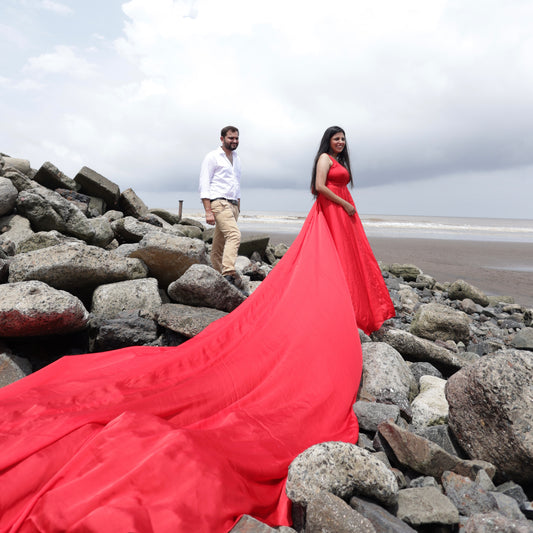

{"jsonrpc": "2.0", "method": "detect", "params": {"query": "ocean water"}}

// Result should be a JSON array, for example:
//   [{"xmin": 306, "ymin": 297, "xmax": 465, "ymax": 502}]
[{"xmin": 181, "ymin": 210, "xmax": 533, "ymax": 244}]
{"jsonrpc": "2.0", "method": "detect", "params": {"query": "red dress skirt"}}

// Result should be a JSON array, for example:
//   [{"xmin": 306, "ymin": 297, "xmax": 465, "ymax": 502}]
[{"xmin": 0, "ymin": 165, "xmax": 393, "ymax": 532}]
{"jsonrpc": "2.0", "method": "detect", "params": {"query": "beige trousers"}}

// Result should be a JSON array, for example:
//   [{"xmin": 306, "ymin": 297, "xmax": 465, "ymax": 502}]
[{"xmin": 210, "ymin": 199, "xmax": 241, "ymax": 276}]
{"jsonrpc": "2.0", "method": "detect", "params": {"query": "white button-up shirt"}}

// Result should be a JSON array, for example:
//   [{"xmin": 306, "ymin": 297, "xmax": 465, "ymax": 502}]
[{"xmin": 198, "ymin": 147, "xmax": 241, "ymax": 201}]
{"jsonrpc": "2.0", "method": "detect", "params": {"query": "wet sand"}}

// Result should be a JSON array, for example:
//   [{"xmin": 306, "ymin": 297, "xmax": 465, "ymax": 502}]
[{"xmin": 258, "ymin": 232, "xmax": 533, "ymax": 308}]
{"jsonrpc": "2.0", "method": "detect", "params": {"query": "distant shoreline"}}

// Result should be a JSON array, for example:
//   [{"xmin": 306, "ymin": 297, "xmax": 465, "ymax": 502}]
[{"xmin": 244, "ymin": 230, "xmax": 533, "ymax": 308}]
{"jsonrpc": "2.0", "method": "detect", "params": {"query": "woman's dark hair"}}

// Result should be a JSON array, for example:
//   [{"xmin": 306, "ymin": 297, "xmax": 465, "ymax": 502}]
[{"xmin": 310, "ymin": 126, "xmax": 353, "ymax": 195}]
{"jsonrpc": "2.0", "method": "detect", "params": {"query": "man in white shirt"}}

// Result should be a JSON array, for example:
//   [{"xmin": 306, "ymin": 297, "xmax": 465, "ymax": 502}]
[{"xmin": 199, "ymin": 126, "xmax": 243, "ymax": 288}]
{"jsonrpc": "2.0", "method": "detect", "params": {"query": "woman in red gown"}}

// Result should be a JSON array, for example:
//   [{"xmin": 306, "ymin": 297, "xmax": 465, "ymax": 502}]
[{"xmin": 0, "ymin": 127, "xmax": 394, "ymax": 533}]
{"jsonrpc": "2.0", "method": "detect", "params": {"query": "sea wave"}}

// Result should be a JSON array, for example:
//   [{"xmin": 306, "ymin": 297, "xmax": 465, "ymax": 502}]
[{"xmin": 181, "ymin": 210, "xmax": 533, "ymax": 243}]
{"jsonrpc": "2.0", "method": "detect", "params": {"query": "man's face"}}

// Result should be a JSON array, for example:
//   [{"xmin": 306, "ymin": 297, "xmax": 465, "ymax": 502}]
[{"xmin": 222, "ymin": 131, "xmax": 239, "ymax": 151}]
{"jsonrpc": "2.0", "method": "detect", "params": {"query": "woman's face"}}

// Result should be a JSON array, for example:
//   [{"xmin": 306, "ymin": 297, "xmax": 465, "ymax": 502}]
[{"xmin": 329, "ymin": 132, "xmax": 345, "ymax": 155}]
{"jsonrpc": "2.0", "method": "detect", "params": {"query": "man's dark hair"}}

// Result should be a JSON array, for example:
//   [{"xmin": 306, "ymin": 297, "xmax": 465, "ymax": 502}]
[{"xmin": 221, "ymin": 126, "xmax": 239, "ymax": 137}]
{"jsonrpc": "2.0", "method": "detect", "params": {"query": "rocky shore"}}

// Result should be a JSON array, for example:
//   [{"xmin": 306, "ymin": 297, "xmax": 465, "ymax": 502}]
[{"xmin": 1, "ymin": 154, "xmax": 533, "ymax": 533}]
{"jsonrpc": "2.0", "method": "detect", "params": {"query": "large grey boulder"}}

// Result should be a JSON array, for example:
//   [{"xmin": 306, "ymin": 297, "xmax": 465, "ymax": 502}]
[
  {"xmin": 16, "ymin": 187, "xmax": 96, "ymax": 244},
  {"xmin": 168, "ymin": 264, "xmax": 246, "ymax": 312},
  {"xmin": 511, "ymin": 327, "xmax": 533, "ymax": 350},
  {"xmin": 396, "ymin": 487, "xmax": 459, "ymax": 527},
  {"xmin": 286, "ymin": 441, "xmax": 398, "ymax": 507},
  {"xmin": 448, "ymin": 279, "xmax": 490, "ymax": 307},
  {"xmin": 128, "ymin": 232, "xmax": 208, "ymax": 288},
  {"xmin": 410, "ymin": 303, "xmax": 471, "ymax": 344},
  {"xmin": 0, "ymin": 177, "xmax": 18, "ymax": 216},
  {"xmin": 90, "ymin": 311, "xmax": 159, "ymax": 352},
  {"xmin": 229, "ymin": 515, "xmax": 280, "ymax": 533},
  {"xmin": 305, "ymin": 491, "xmax": 376, "ymax": 533},
  {"xmin": 0, "ymin": 349, "xmax": 30, "ymax": 388},
  {"xmin": 377, "ymin": 420, "xmax": 495, "ymax": 480},
  {"xmin": 410, "ymin": 375, "xmax": 448, "ymax": 430},
  {"xmin": 464, "ymin": 511, "xmax": 533, "ymax": 533},
  {"xmin": 0, "ymin": 214, "xmax": 35, "ymax": 253},
  {"xmin": 8, "ymin": 242, "xmax": 148, "ymax": 291},
  {"xmin": 350, "ymin": 495, "xmax": 417, "ymax": 532},
  {"xmin": 442, "ymin": 471, "xmax": 498, "ymax": 517},
  {"xmin": 359, "ymin": 342, "xmax": 417, "ymax": 416},
  {"xmin": 1, "ymin": 167, "xmax": 35, "ymax": 193},
  {"xmin": 111, "ymin": 217, "xmax": 186, "ymax": 243},
  {"xmin": 74, "ymin": 166, "xmax": 120, "ymax": 208},
  {"xmin": 33, "ymin": 161, "xmax": 78, "ymax": 191},
  {"xmin": 87, "ymin": 216, "xmax": 115, "ymax": 248},
  {"xmin": 16, "ymin": 230, "xmax": 82, "ymax": 254},
  {"xmin": 119, "ymin": 188, "xmax": 149, "ymax": 218},
  {"xmin": 1, "ymin": 156, "xmax": 31, "ymax": 175},
  {"xmin": 91, "ymin": 278, "xmax": 162, "ymax": 319},
  {"xmin": 353, "ymin": 400, "xmax": 401, "ymax": 433},
  {"xmin": 372, "ymin": 326, "xmax": 478, "ymax": 374},
  {"xmin": 445, "ymin": 350, "xmax": 533, "ymax": 484},
  {"xmin": 0, "ymin": 280, "xmax": 89, "ymax": 337},
  {"xmin": 238, "ymin": 235, "xmax": 270, "ymax": 258},
  {"xmin": 387, "ymin": 263, "xmax": 422, "ymax": 281},
  {"xmin": 156, "ymin": 303, "xmax": 226, "ymax": 338}
]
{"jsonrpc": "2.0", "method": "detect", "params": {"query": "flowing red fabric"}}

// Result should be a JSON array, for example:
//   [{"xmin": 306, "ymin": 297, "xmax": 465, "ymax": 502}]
[{"xmin": 0, "ymin": 164, "xmax": 394, "ymax": 532}]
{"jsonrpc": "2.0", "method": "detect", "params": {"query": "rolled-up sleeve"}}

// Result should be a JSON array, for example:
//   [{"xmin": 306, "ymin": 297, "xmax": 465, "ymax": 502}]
[{"xmin": 198, "ymin": 153, "xmax": 214, "ymax": 199}]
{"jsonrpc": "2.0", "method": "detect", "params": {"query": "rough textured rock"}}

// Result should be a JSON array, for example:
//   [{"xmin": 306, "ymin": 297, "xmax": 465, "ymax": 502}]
[
  {"xmin": 0, "ymin": 177, "xmax": 18, "ymax": 216},
  {"xmin": 359, "ymin": 342, "xmax": 417, "ymax": 416},
  {"xmin": 372, "ymin": 326, "xmax": 476, "ymax": 374},
  {"xmin": 448, "ymin": 279, "xmax": 490, "ymax": 307},
  {"xmin": 1, "ymin": 156, "xmax": 31, "ymax": 175},
  {"xmin": 74, "ymin": 166, "xmax": 120, "ymax": 208},
  {"xmin": 387, "ymin": 263, "xmax": 422, "ymax": 281},
  {"xmin": 377, "ymin": 421, "xmax": 494, "ymax": 480},
  {"xmin": 16, "ymin": 187, "xmax": 96, "ymax": 243},
  {"xmin": 410, "ymin": 302, "xmax": 471, "ymax": 344},
  {"xmin": 228, "ymin": 514, "xmax": 280, "ymax": 532},
  {"xmin": 91, "ymin": 278, "xmax": 162, "ymax": 319},
  {"xmin": 0, "ymin": 352, "xmax": 29, "ymax": 388},
  {"xmin": 441, "ymin": 471, "xmax": 498, "ymax": 516},
  {"xmin": 353, "ymin": 400, "xmax": 401, "ymax": 433},
  {"xmin": 16, "ymin": 230, "xmax": 81, "ymax": 254},
  {"xmin": 168, "ymin": 264, "xmax": 246, "ymax": 313},
  {"xmin": 464, "ymin": 511, "xmax": 533, "ymax": 533},
  {"xmin": 156, "ymin": 303, "xmax": 226, "ymax": 338},
  {"xmin": 238, "ymin": 235, "xmax": 270, "ymax": 258},
  {"xmin": 286, "ymin": 441, "xmax": 398, "ymax": 507},
  {"xmin": 0, "ymin": 280, "xmax": 89, "ymax": 336},
  {"xmin": 349, "ymin": 495, "xmax": 417, "ymax": 532},
  {"xmin": 8, "ymin": 242, "xmax": 148, "ymax": 291},
  {"xmin": 90, "ymin": 311, "xmax": 159, "ymax": 352},
  {"xmin": 119, "ymin": 187, "xmax": 149, "ymax": 218},
  {"xmin": 128, "ymin": 232, "xmax": 208, "ymax": 288},
  {"xmin": 305, "ymin": 491, "xmax": 376, "ymax": 533},
  {"xmin": 0, "ymin": 214, "xmax": 35, "ymax": 252},
  {"xmin": 410, "ymin": 375, "xmax": 448, "ymax": 430},
  {"xmin": 445, "ymin": 350, "xmax": 533, "ymax": 484},
  {"xmin": 396, "ymin": 487, "xmax": 459, "ymax": 527},
  {"xmin": 511, "ymin": 327, "xmax": 533, "ymax": 350},
  {"xmin": 33, "ymin": 161, "xmax": 78, "ymax": 191}
]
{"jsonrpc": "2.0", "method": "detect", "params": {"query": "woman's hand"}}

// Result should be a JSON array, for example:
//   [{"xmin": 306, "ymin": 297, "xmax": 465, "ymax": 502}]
[{"xmin": 343, "ymin": 202, "xmax": 356, "ymax": 216}]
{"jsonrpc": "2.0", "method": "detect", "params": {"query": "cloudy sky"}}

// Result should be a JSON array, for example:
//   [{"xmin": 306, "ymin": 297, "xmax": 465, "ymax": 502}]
[{"xmin": 1, "ymin": 0, "xmax": 532, "ymax": 218}]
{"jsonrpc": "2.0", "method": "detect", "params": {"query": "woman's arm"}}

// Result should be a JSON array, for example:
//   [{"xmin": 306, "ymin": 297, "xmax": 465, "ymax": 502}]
[{"xmin": 314, "ymin": 154, "xmax": 356, "ymax": 216}]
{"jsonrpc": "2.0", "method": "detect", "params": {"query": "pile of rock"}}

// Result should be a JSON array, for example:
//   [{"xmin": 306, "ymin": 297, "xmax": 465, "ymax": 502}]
[
  {"xmin": 232, "ymin": 274, "xmax": 533, "ymax": 531},
  {"xmin": 0, "ymin": 154, "xmax": 284, "ymax": 374},
  {"xmin": 1, "ymin": 153, "xmax": 533, "ymax": 532}
]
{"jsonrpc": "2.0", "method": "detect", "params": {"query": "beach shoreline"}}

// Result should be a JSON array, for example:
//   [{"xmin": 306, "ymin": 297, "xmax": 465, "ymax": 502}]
[{"xmin": 249, "ymin": 231, "xmax": 533, "ymax": 308}]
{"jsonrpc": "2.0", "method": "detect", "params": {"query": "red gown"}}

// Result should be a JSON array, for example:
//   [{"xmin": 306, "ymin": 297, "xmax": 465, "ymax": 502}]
[{"xmin": 0, "ymin": 159, "xmax": 394, "ymax": 533}]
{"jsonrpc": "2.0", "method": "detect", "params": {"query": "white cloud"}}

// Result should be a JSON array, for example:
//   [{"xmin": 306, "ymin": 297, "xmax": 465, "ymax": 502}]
[
  {"xmin": 23, "ymin": 45, "xmax": 97, "ymax": 78},
  {"xmin": 39, "ymin": 0, "xmax": 73, "ymax": 15},
  {"xmin": 2, "ymin": 0, "xmax": 533, "ymax": 219}
]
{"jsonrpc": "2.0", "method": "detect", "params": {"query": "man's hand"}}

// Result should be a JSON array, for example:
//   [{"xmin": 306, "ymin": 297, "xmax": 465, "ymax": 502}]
[{"xmin": 205, "ymin": 211, "xmax": 215, "ymax": 225}]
